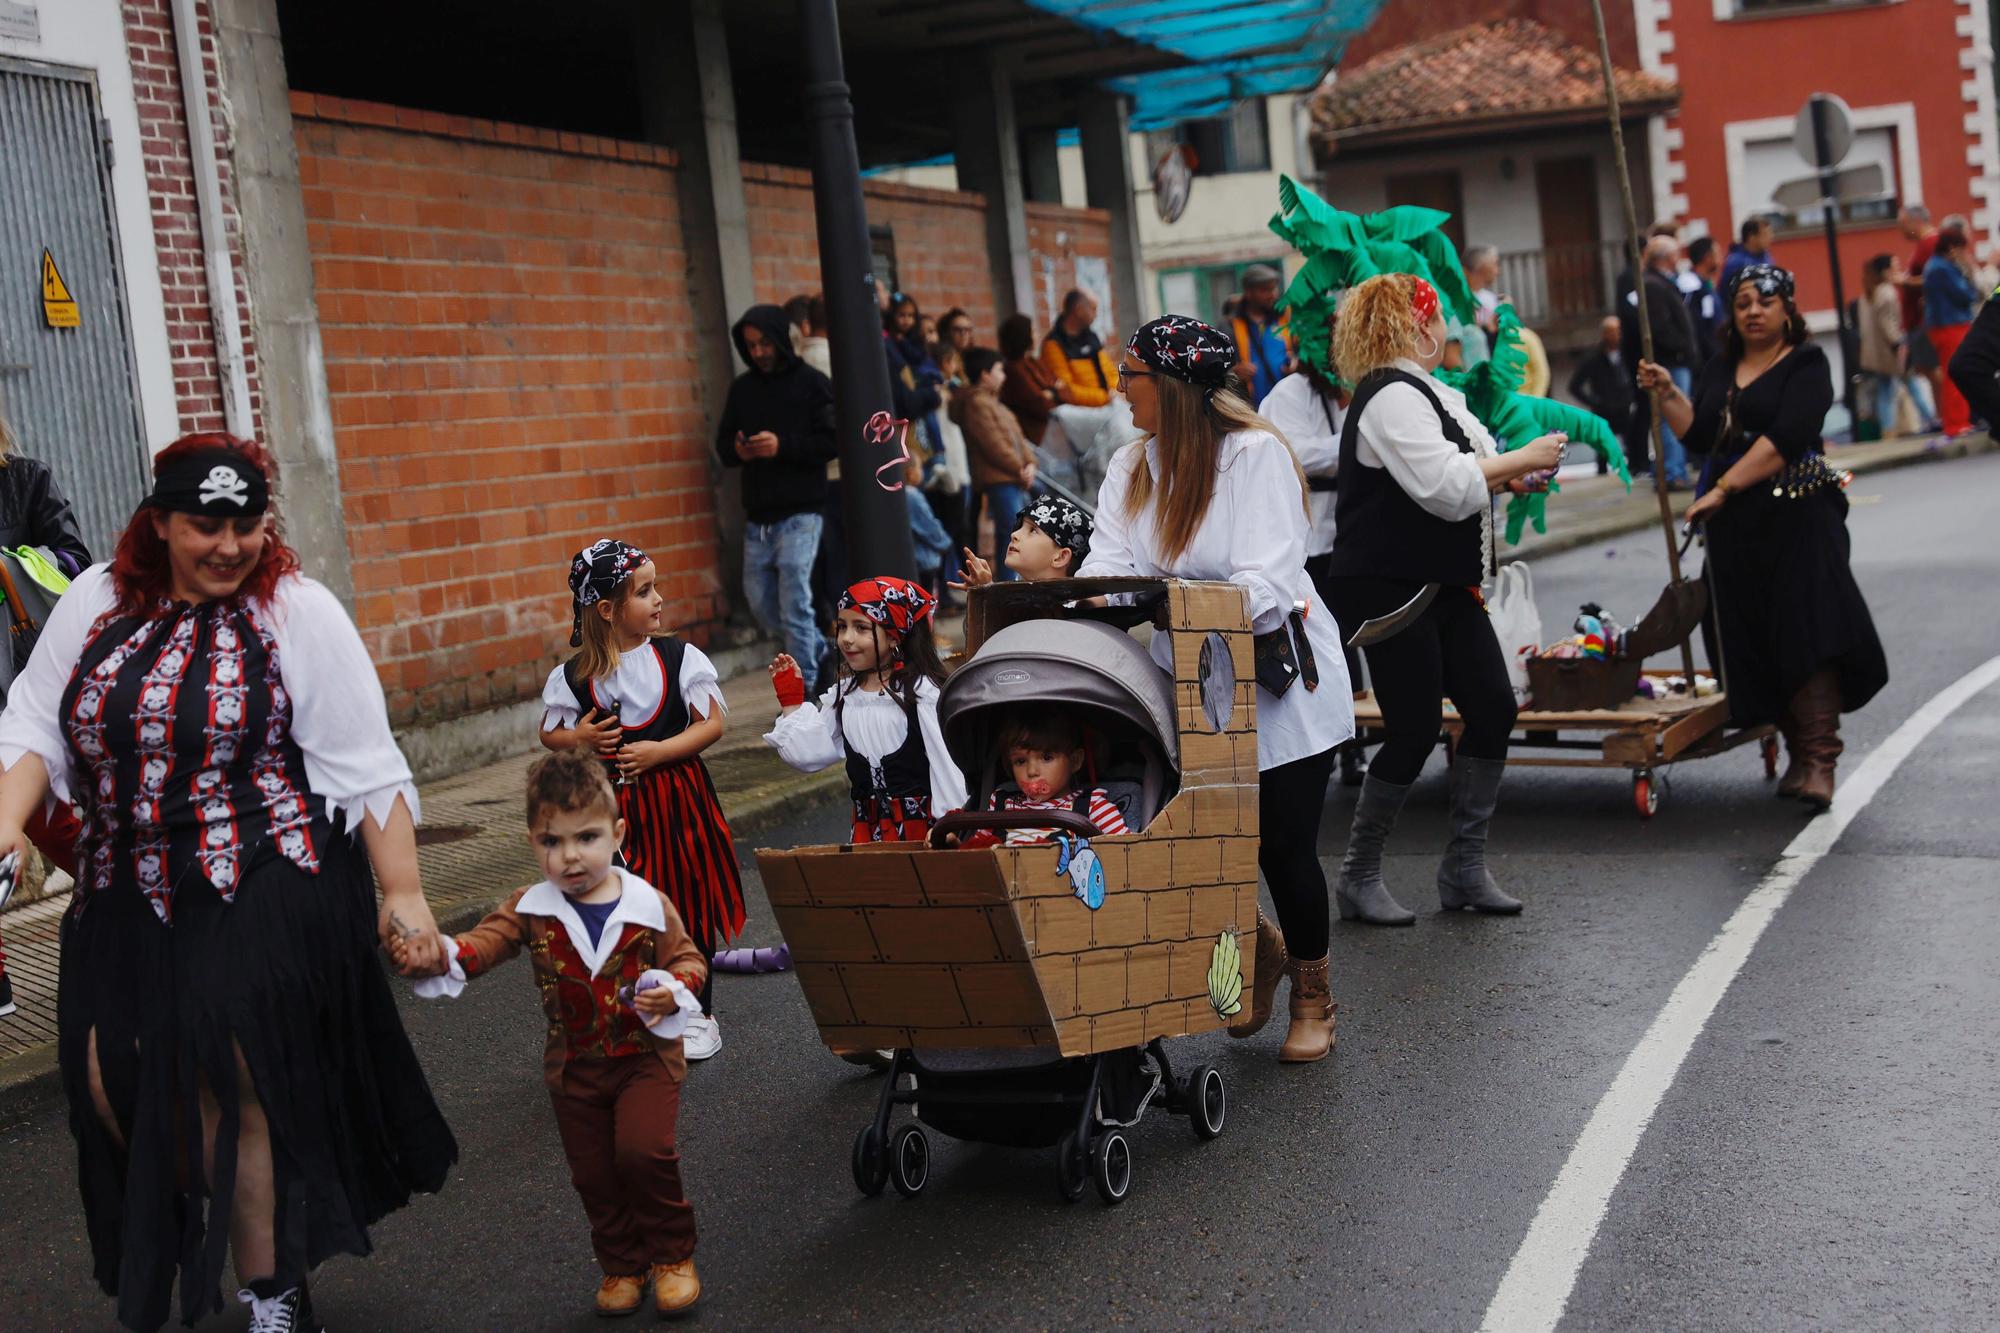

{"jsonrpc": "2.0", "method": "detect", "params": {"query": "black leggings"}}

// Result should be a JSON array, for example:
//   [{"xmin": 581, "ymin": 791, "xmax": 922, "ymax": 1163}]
[
  {"xmin": 1259, "ymin": 746, "xmax": 1339, "ymax": 960},
  {"xmin": 1330, "ymin": 578, "xmax": 1517, "ymax": 786}
]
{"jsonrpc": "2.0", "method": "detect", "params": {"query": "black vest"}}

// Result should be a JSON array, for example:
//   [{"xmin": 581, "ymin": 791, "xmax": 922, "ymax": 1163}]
[
  {"xmin": 561, "ymin": 637, "xmax": 692, "ymax": 746},
  {"xmin": 1327, "ymin": 369, "xmax": 1485, "ymax": 586}
]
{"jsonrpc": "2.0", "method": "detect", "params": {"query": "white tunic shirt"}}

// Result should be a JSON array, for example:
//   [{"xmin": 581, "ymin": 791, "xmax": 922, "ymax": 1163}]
[
  {"xmin": 763, "ymin": 676, "xmax": 969, "ymax": 817},
  {"xmin": 1259, "ymin": 373, "xmax": 1343, "ymax": 557},
  {"xmin": 1080, "ymin": 430, "xmax": 1355, "ymax": 771},
  {"xmin": 1353, "ymin": 358, "xmax": 1499, "ymax": 578},
  {"xmin": 0, "ymin": 565, "xmax": 420, "ymax": 831},
  {"xmin": 540, "ymin": 643, "xmax": 726, "ymax": 732}
]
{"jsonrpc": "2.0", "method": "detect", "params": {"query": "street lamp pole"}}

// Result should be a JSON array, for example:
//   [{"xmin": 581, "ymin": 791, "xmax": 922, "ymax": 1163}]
[{"xmin": 797, "ymin": 0, "xmax": 916, "ymax": 584}]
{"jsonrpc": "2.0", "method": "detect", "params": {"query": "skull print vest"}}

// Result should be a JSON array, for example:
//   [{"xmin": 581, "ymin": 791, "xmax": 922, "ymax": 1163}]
[{"xmin": 61, "ymin": 598, "xmax": 328, "ymax": 923}]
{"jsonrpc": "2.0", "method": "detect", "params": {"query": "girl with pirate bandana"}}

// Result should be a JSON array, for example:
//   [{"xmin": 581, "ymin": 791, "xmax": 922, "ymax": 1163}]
[
  {"xmin": 1639, "ymin": 264, "xmax": 1888, "ymax": 809},
  {"xmin": 763, "ymin": 576, "xmax": 966, "ymax": 846},
  {"xmin": 0, "ymin": 433, "xmax": 457, "ymax": 1333},
  {"xmin": 1081, "ymin": 314, "xmax": 1359, "ymax": 1065},
  {"xmin": 539, "ymin": 539, "xmax": 744, "ymax": 1060}
]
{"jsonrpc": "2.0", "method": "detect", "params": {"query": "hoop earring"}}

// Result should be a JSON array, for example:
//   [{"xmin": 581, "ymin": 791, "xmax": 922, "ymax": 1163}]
[{"xmin": 1416, "ymin": 332, "xmax": 1440, "ymax": 361}]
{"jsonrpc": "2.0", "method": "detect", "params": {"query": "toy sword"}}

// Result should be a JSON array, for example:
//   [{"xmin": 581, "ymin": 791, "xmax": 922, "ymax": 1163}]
[{"xmin": 1345, "ymin": 584, "xmax": 1438, "ymax": 649}]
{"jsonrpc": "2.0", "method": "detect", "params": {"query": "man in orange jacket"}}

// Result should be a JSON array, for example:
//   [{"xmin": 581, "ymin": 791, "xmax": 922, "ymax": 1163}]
[{"xmin": 1038, "ymin": 289, "xmax": 1118, "ymax": 407}]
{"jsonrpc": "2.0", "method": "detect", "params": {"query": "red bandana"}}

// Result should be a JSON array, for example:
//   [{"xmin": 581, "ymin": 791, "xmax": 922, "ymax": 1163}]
[
  {"xmin": 837, "ymin": 576, "xmax": 936, "ymax": 637},
  {"xmin": 1410, "ymin": 277, "xmax": 1440, "ymax": 329}
]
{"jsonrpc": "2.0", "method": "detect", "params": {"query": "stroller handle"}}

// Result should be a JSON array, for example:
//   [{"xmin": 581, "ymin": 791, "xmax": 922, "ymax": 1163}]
[{"xmin": 928, "ymin": 808, "xmax": 1101, "ymax": 849}]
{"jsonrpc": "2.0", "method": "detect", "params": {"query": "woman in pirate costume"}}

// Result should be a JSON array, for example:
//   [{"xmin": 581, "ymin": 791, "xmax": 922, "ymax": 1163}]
[
  {"xmin": 0, "ymin": 433, "xmax": 457, "ymax": 1333},
  {"xmin": 539, "ymin": 538, "xmax": 743, "ymax": 1059},
  {"xmin": 764, "ymin": 576, "xmax": 966, "ymax": 845}
]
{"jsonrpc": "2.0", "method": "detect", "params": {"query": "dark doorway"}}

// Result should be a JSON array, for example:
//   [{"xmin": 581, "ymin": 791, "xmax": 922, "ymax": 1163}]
[
  {"xmin": 1535, "ymin": 156, "xmax": 1606, "ymax": 319},
  {"xmin": 1384, "ymin": 170, "xmax": 1465, "ymax": 251}
]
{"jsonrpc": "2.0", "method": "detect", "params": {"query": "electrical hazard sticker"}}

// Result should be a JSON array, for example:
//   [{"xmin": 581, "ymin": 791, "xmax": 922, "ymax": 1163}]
[{"xmin": 41, "ymin": 250, "xmax": 79, "ymax": 329}]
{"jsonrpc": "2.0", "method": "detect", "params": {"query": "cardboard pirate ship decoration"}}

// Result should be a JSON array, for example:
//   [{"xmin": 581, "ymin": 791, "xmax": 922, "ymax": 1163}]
[{"xmin": 756, "ymin": 577, "xmax": 1261, "ymax": 1058}]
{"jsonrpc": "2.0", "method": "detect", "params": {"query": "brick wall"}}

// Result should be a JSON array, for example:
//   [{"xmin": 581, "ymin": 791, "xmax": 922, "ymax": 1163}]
[
  {"xmin": 744, "ymin": 163, "xmax": 1114, "ymax": 342},
  {"xmin": 291, "ymin": 96, "xmax": 720, "ymax": 727},
  {"xmin": 291, "ymin": 97, "xmax": 1118, "ymax": 731},
  {"xmin": 122, "ymin": 0, "xmax": 261, "ymax": 436}
]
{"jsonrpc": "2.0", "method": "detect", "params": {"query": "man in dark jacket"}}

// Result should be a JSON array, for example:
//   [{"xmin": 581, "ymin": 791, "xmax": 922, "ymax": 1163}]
[
  {"xmin": 1621, "ymin": 235, "xmax": 1698, "ymax": 486},
  {"xmin": 715, "ymin": 304, "xmax": 838, "ymax": 692},
  {"xmin": 1568, "ymin": 316, "xmax": 1634, "ymax": 475}
]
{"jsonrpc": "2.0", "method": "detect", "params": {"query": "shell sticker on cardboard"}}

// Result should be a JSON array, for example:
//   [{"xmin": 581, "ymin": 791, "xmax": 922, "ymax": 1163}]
[{"xmin": 1207, "ymin": 930, "xmax": 1244, "ymax": 1020}]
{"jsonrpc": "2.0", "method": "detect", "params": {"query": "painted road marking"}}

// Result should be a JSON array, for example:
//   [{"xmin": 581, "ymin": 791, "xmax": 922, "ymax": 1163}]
[{"xmin": 1480, "ymin": 653, "xmax": 2000, "ymax": 1333}]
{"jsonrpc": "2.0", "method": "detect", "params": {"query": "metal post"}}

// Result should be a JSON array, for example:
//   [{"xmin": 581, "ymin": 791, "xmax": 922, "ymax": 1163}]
[
  {"xmin": 1588, "ymin": 0, "xmax": 1696, "ymax": 679},
  {"xmin": 797, "ymin": 0, "xmax": 915, "ymax": 582},
  {"xmin": 1810, "ymin": 97, "xmax": 1858, "ymax": 432}
]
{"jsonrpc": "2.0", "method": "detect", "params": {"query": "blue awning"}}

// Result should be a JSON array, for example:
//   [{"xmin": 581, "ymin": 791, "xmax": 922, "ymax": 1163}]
[{"xmin": 1022, "ymin": 0, "xmax": 1389, "ymax": 128}]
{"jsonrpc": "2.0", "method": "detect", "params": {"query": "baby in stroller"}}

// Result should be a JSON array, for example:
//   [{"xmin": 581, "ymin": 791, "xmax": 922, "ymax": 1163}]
[{"xmin": 953, "ymin": 706, "xmax": 1130, "ymax": 849}]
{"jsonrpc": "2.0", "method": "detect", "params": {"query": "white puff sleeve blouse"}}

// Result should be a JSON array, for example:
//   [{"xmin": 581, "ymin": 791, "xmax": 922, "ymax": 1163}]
[
  {"xmin": 0, "ymin": 565, "xmax": 422, "ymax": 831},
  {"xmin": 763, "ymin": 675, "xmax": 968, "ymax": 817},
  {"xmin": 540, "ymin": 642, "xmax": 727, "ymax": 732}
]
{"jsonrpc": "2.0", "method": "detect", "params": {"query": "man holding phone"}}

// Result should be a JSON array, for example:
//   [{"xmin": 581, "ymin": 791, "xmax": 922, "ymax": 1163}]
[{"xmin": 715, "ymin": 305, "xmax": 839, "ymax": 692}]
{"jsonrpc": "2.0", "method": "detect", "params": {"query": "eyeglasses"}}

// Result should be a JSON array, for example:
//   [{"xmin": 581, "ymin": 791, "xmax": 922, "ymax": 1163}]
[{"xmin": 1115, "ymin": 366, "xmax": 1155, "ymax": 392}]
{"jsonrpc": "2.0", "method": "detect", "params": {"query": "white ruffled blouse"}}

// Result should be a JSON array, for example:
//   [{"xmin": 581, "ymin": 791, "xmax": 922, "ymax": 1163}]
[
  {"xmin": 539, "ymin": 641, "xmax": 726, "ymax": 733},
  {"xmin": 762, "ymin": 676, "xmax": 968, "ymax": 817},
  {"xmin": 0, "ymin": 564, "xmax": 420, "ymax": 832}
]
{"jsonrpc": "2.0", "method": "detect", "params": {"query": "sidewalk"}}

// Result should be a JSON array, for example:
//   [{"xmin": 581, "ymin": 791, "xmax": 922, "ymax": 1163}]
[{"xmin": 0, "ymin": 432, "xmax": 1985, "ymax": 1105}]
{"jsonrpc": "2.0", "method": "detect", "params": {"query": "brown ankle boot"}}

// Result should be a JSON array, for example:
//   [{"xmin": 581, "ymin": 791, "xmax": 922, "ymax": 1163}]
[
  {"xmin": 1775, "ymin": 720, "xmax": 1807, "ymax": 799},
  {"xmin": 1790, "ymin": 671, "xmax": 1844, "ymax": 811},
  {"xmin": 1277, "ymin": 956, "xmax": 1336, "ymax": 1063},
  {"xmin": 1226, "ymin": 912, "xmax": 1288, "ymax": 1039}
]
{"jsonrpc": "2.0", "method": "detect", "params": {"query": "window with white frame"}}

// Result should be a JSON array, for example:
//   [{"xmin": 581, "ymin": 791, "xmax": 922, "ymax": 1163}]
[{"xmin": 1735, "ymin": 125, "xmax": 1903, "ymax": 235}]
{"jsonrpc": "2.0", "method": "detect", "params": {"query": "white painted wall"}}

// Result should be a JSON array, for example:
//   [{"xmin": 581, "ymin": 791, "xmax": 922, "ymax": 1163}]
[{"xmin": 1, "ymin": 0, "xmax": 177, "ymax": 451}]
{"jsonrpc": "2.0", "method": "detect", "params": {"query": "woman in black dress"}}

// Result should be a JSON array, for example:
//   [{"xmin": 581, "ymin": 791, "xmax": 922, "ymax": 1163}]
[
  {"xmin": 1639, "ymin": 264, "xmax": 1888, "ymax": 810},
  {"xmin": 0, "ymin": 433, "xmax": 457, "ymax": 1332}
]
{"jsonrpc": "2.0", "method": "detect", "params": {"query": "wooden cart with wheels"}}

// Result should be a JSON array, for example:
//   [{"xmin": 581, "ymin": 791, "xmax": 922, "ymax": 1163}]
[{"xmin": 1352, "ymin": 669, "xmax": 1778, "ymax": 819}]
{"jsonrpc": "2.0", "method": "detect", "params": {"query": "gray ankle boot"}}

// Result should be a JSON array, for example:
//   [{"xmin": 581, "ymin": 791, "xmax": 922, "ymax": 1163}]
[
  {"xmin": 1335, "ymin": 775, "xmax": 1416, "ymax": 926},
  {"xmin": 1437, "ymin": 757, "xmax": 1524, "ymax": 914}
]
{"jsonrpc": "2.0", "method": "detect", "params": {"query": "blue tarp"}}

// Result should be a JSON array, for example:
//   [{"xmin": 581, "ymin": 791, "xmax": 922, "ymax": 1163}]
[{"xmin": 1022, "ymin": 0, "xmax": 1389, "ymax": 128}]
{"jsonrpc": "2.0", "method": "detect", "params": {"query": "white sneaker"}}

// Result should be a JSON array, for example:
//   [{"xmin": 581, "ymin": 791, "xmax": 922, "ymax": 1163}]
[{"xmin": 682, "ymin": 1014, "xmax": 721, "ymax": 1061}]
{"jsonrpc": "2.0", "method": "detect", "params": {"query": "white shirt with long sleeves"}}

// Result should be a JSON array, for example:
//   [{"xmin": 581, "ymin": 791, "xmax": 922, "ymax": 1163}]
[
  {"xmin": 1080, "ymin": 429, "xmax": 1354, "ymax": 771},
  {"xmin": 762, "ymin": 675, "xmax": 968, "ymax": 818},
  {"xmin": 1353, "ymin": 358, "xmax": 1499, "ymax": 579},
  {"xmin": 1260, "ymin": 373, "xmax": 1342, "ymax": 557},
  {"xmin": 0, "ymin": 564, "xmax": 420, "ymax": 831}
]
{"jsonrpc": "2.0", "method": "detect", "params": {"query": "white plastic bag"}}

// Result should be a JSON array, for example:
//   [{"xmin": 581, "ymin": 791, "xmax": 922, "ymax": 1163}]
[{"xmin": 1487, "ymin": 561, "xmax": 1542, "ymax": 698}]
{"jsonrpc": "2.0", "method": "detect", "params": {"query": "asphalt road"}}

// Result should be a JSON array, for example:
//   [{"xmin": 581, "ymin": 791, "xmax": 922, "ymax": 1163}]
[{"xmin": 2, "ymin": 454, "xmax": 1996, "ymax": 1331}]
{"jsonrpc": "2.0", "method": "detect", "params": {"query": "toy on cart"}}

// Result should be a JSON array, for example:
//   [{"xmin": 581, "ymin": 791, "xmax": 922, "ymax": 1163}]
[{"xmin": 754, "ymin": 577, "xmax": 1260, "ymax": 1206}]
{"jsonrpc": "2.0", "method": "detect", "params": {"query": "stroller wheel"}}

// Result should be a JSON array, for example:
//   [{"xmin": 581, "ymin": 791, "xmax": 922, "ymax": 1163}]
[
  {"xmin": 850, "ymin": 1125, "xmax": 889, "ymax": 1197},
  {"xmin": 1186, "ymin": 1064, "xmax": 1227, "ymax": 1141},
  {"xmin": 1056, "ymin": 1136, "xmax": 1088, "ymax": 1203},
  {"xmin": 1091, "ymin": 1130, "xmax": 1133, "ymax": 1206},
  {"xmin": 889, "ymin": 1124, "xmax": 931, "ymax": 1198}
]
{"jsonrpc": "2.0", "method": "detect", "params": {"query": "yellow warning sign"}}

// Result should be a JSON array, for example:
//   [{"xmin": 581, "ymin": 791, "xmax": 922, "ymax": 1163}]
[{"xmin": 41, "ymin": 250, "xmax": 79, "ymax": 329}]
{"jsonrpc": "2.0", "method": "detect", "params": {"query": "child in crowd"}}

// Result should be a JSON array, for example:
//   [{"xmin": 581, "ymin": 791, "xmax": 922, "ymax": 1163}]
[
  {"xmin": 540, "ymin": 539, "xmax": 744, "ymax": 1061},
  {"xmin": 959, "ymin": 707, "xmax": 1131, "ymax": 847},
  {"xmin": 765, "ymin": 576, "xmax": 966, "ymax": 844},
  {"xmin": 952, "ymin": 494, "xmax": 1093, "ymax": 588},
  {"xmin": 393, "ymin": 753, "xmax": 708, "ymax": 1319}
]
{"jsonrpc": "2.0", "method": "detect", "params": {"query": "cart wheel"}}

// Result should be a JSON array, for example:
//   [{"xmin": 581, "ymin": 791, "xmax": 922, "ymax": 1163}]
[
  {"xmin": 1633, "ymin": 771, "xmax": 1660, "ymax": 819},
  {"xmin": 888, "ymin": 1124, "xmax": 930, "ymax": 1197},
  {"xmin": 1056, "ymin": 1136, "xmax": 1088, "ymax": 1203},
  {"xmin": 1185, "ymin": 1064, "xmax": 1227, "ymax": 1141},
  {"xmin": 1091, "ymin": 1130, "xmax": 1133, "ymax": 1205},
  {"xmin": 1762, "ymin": 734, "xmax": 1780, "ymax": 779},
  {"xmin": 850, "ymin": 1125, "xmax": 889, "ymax": 1197}
]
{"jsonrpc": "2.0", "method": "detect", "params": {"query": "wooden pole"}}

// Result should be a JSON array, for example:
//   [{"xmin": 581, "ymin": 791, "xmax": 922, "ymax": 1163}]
[{"xmin": 1588, "ymin": 0, "xmax": 1697, "ymax": 679}]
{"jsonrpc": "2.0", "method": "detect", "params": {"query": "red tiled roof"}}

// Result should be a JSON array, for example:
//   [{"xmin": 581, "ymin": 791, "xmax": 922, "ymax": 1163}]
[{"xmin": 1313, "ymin": 18, "xmax": 1678, "ymax": 144}]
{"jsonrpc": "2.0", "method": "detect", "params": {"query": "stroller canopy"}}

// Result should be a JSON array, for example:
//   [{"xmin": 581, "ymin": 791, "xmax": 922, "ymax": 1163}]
[{"xmin": 939, "ymin": 618, "xmax": 1179, "ymax": 827}]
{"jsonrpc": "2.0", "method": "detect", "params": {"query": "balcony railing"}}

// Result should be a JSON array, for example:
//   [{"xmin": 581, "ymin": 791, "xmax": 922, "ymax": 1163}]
[{"xmin": 1494, "ymin": 240, "xmax": 1630, "ymax": 338}]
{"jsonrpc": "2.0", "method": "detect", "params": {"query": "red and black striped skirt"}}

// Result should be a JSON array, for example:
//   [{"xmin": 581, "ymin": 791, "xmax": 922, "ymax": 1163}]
[{"xmin": 618, "ymin": 758, "xmax": 746, "ymax": 951}]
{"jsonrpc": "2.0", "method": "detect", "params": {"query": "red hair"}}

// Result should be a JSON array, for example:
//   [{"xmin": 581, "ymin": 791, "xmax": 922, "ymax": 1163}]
[{"xmin": 110, "ymin": 433, "xmax": 301, "ymax": 614}]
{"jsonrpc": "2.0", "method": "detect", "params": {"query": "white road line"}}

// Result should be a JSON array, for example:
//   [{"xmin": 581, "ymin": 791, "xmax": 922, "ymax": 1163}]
[{"xmin": 1480, "ymin": 653, "xmax": 2000, "ymax": 1333}]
